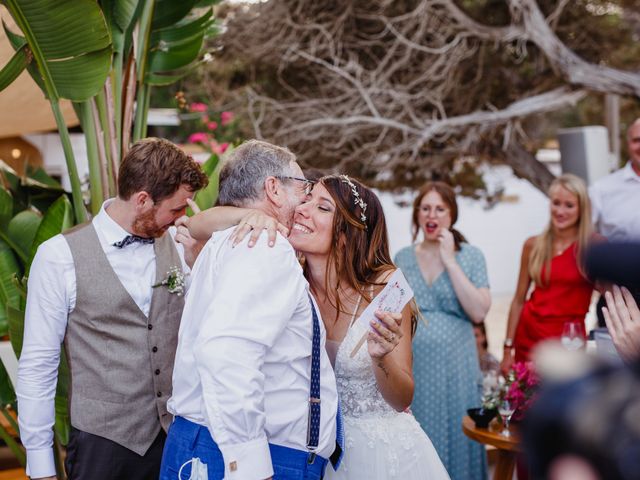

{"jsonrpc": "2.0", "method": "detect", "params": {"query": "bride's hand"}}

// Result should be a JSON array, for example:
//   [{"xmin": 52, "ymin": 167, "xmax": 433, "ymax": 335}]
[
  {"xmin": 367, "ymin": 311, "xmax": 403, "ymax": 359},
  {"xmin": 231, "ymin": 210, "xmax": 289, "ymax": 247}
]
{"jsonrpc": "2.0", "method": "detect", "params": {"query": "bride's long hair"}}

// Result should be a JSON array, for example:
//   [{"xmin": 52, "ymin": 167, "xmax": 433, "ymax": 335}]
[{"xmin": 304, "ymin": 175, "xmax": 417, "ymax": 334}]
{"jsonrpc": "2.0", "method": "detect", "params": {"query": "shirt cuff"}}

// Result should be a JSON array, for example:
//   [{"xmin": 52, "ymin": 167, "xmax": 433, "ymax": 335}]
[
  {"xmin": 219, "ymin": 436, "xmax": 273, "ymax": 480},
  {"xmin": 26, "ymin": 447, "xmax": 56, "ymax": 478}
]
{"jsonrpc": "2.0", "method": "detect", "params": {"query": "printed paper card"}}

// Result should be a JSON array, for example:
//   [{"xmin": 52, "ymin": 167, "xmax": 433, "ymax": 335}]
[{"xmin": 350, "ymin": 269, "xmax": 414, "ymax": 357}]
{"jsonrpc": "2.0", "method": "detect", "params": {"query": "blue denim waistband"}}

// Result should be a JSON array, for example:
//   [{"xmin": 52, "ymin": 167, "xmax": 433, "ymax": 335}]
[{"xmin": 172, "ymin": 416, "xmax": 328, "ymax": 477}]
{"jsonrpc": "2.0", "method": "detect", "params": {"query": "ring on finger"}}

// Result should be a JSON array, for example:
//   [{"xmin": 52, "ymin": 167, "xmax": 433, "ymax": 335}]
[{"xmin": 388, "ymin": 333, "xmax": 396, "ymax": 342}]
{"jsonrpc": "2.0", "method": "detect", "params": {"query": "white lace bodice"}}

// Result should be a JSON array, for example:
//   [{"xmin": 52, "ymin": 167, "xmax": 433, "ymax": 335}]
[{"xmin": 334, "ymin": 320, "xmax": 398, "ymax": 418}]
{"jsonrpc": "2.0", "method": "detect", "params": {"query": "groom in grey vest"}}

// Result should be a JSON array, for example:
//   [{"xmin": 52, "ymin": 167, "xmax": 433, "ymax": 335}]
[{"xmin": 16, "ymin": 138, "xmax": 208, "ymax": 480}]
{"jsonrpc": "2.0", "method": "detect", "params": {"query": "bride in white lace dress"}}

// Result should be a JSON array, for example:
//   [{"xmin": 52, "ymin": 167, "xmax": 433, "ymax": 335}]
[{"xmin": 288, "ymin": 175, "xmax": 450, "ymax": 480}]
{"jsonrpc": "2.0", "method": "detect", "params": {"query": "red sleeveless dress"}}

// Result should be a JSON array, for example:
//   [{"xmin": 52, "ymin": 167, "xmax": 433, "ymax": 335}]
[{"xmin": 514, "ymin": 243, "xmax": 594, "ymax": 362}]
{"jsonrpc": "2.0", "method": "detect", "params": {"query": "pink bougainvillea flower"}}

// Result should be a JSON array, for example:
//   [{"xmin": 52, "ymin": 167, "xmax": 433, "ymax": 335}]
[
  {"xmin": 207, "ymin": 121, "xmax": 218, "ymax": 131},
  {"xmin": 188, "ymin": 132, "xmax": 208, "ymax": 144},
  {"xmin": 219, "ymin": 142, "xmax": 229, "ymax": 153},
  {"xmin": 189, "ymin": 102, "xmax": 207, "ymax": 112},
  {"xmin": 209, "ymin": 140, "xmax": 221, "ymax": 154},
  {"xmin": 220, "ymin": 111, "xmax": 234, "ymax": 125}
]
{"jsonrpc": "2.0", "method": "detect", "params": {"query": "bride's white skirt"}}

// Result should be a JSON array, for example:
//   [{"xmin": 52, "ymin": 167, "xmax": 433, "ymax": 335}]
[{"xmin": 325, "ymin": 412, "xmax": 451, "ymax": 480}]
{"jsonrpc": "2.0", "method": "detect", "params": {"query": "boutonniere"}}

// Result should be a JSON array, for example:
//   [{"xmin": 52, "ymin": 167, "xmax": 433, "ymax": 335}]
[{"xmin": 153, "ymin": 266, "xmax": 186, "ymax": 296}]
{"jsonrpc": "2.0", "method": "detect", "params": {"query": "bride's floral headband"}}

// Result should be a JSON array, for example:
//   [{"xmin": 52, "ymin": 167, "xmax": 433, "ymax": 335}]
[{"xmin": 339, "ymin": 175, "xmax": 368, "ymax": 227}]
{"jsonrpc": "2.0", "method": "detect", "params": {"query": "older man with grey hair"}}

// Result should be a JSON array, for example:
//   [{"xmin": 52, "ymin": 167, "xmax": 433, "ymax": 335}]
[{"xmin": 160, "ymin": 140, "xmax": 341, "ymax": 480}]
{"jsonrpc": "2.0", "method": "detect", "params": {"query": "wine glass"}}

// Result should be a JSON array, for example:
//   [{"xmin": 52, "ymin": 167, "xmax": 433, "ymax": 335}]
[
  {"xmin": 561, "ymin": 321, "xmax": 586, "ymax": 351},
  {"xmin": 498, "ymin": 399, "xmax": 515, "ymax": 437}
]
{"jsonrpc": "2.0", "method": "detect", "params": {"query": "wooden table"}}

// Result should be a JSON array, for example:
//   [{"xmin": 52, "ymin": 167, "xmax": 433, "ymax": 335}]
[
  {"xmin": 0, "ymin": 469, "xmax": 27, "ymax": 480},
  {"xmin": 462, "ymin": 415, "xmax": 520, "ymax": 480}
]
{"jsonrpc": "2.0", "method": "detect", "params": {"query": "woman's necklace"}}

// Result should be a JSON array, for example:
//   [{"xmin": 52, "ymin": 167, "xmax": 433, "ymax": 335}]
[{"xmin": 554, "ymin": 238, "xmax": 575, "ymax": 255}]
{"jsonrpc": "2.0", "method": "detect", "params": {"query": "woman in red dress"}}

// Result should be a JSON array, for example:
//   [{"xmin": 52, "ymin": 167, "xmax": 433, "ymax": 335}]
[{"xmin": 501, "ymin": 174, "xmax": 595, "ymax": 372}]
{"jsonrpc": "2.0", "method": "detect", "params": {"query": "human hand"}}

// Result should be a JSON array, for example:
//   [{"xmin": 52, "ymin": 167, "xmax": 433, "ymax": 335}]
[
  {"xmin": 231, "ymin": 210, "xmax": 289, "ymax": 248},
  {"xmin": 175, "ymin": 200, "xmax": 205, "ymax": 268},
  {"xmin": 437, "ymin": 229, "xmax": 456, "ymax": 267},
  {"xmin": 500, "ymin": 349, "xmax": 514, "ymax": 377},
  {"xmin": 602, "ymin": 285, "xmax": 640, "ymax": 363},
  {"xmin": 367, "ymin": 311, "xmax": 403, "ymax": 359},
  {"xmin": 174, "ymin": 199, "xmax": 202, "ymax": 231},
  {"xmin": 174, "ymin": 223, "xmax": 205, "ymax": 268}
]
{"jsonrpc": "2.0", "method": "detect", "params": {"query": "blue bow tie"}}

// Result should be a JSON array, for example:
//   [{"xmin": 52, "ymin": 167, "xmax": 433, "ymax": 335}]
[{"xmin": 112, "ymin": 234, "xmax": 155, "ymax": 249}]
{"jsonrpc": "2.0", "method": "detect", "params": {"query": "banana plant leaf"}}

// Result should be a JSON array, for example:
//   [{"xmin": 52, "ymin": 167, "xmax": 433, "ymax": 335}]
[
  {"xmin": 6, "ymin": 305, "xmax": 24, "ymax": 359},
  {"xmin": 150, "ymin": 8, "xmax": 213, "ymax": 45},
  {"xmin": 0, "ymin": 43, "xmax": 30, "ymax": 91},
  {"xmin": 0, "ymin": 361, "xmax": 16, "ymax": 408},
  {"xmin": 0, "ymin": 162, "xmax": 65, "ymax": 216},
  {"xmin": 0, "ymin": 239, "xmax": 21, "ymax": 337},
  {"xmin": 0, "ymin": 189, "xmax": 12, "ymax": 229},
  {"xmin": 2, "ymin": 0, "xmax": 113, "ymax": 102},
  {"xmin": 102, "ymin": 0, "xmax": 141, "ymax": 54},
  {"xmin": 27, "ymin": 166, "xmax": 63, "ymax": 190},
  {"xmin": 54, "ymin": 348, "xmax": 70, "ymax": 445},
  {"xmin": 0, "ymin": 161, "xmax": 21, "ymax": 198},
  {"xmin": 192, "ymin": 153, "xmax": 221, "ymax": 211},
  {"xmin": 147, "ymin": 8, "xmax": 213, "ymax": 76},
  {"xmin": 151, "ymin": 0, "xmax": 200, "ymax": 30},
  {"xmin": 0, "ymin": 19, "xmax": 46, "ymax": 95},
  {"xmin": 6, "ymin": 210, "xmax": 42, "ymax": 264},
  {"xmin": 27, "ymin": 195, "xmax": 74, "ymax": 273}
]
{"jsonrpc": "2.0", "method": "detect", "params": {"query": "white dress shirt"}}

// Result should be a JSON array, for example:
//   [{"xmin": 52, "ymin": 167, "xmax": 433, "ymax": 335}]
[
  {"xmin": 168, "ymin": 227, "xmax": 338, "ymax": 480},
  {"xmin": 590, "ymin": 161, "xmax": 640, "ymax": 241},
  {"xmin": 16, "ymin": 200, "xmax": 188, "ymax": 478}
]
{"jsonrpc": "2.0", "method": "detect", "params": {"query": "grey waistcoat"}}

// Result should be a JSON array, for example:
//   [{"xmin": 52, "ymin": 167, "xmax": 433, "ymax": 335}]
[{"xmin": 63, "ymin": 223, "xmax": 184, "ymax": 455}]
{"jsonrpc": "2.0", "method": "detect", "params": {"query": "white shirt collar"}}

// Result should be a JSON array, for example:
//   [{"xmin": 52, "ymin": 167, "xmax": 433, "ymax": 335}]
[
  {"xmin": 93, "ymin": 199, "xmax": 134, "ymax": 246},
  {"xmin": 622, "ymin": 161, "xmax": 640, "ymax": 182}
]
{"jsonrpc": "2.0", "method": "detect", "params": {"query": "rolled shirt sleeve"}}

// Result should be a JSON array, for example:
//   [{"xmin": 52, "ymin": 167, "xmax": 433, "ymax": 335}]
[{"xmin": 193, "ymin": 237, "xmax": 303, "ymax": 479}]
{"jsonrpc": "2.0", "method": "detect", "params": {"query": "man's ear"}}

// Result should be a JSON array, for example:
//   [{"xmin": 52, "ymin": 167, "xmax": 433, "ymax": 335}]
[
  {"xmin": 264, "ymin": 176, "xmax": 284, "ymax": 208},
  {"xmin": 132, "ymin": 191, "xmax": 154, "ymax": 212}
]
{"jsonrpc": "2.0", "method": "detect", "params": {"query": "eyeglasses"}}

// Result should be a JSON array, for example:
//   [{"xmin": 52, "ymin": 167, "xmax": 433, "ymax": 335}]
[{"xmin": 277, "ymin": 176, "xmax": 316, "ymax": 195}]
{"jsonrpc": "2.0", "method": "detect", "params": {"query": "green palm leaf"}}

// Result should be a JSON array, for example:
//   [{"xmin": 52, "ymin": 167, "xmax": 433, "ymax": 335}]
[
  {"xmin": 147, "ymin": 7, "xmax": 213, "ymax": 79},
  {"xmin": 0, "ymin": 189, "xmax": 13, "ymax": 229},
  {"xmin": 6, "ymin": 210, "xmax": 42, "ymax": 264},
  {"xmin": 27, "ymin": 195, "xmax": 74, "ymax": 273},
  {"xmin": 6, "ymin": 305, "xmax": 23, "ymax": 360},
  {"xmin": 0, "ymin": 239, "xmax": 21, "ymax": 338},
  {"xmin": 193, "ymin": 153, "xmax": 221, "ymax": 211},
  {"xmin": 54, "ymin": 348, "xmax": 70, "ymax": 445},
  {"xmin": 3, "ymin": 0, "xmax": 112, "ymax": 102},
  {"xmin": 0, "ymin": 43, "xmax": 29, "ymax": 92},
  {"xmin": 102, "ymin": 0, "xmax": 141, "ymax": 54},
  {"xmin": 152, "ymin": 0, "xmax": 199, "ymax": 29}
]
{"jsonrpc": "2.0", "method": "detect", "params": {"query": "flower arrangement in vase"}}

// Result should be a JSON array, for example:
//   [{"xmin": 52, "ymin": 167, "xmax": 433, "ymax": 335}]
[
  {"xmin": 468, "ymin": 370, "xmax": 501, "ymax": 428},
  {"xmin": 502, "ymin": 361, "xmax": 539, "ymax": 421}
]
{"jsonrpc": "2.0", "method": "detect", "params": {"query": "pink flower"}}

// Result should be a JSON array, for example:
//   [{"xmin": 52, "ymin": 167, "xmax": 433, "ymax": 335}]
[
  {"xmin": 206, "ymin": 121, "xmax": 218, "ymax": 131},
  {"xmin": 220, "ymin": 111, "xmax": 234, "ymax": 125},
  {"xmin": 188, "ymin": 132, "xmax": 208, "ymax": 144},
  {"xmin": 219, "ymin": 142, "xmax": 229, "ymax": 153},
  {"xmin": 209, "ymin": 140, "xmax": 221, "ymax": 154},
  {"xmin": 189, "ymin": 102, "xmax": 207, "ymax": 112}
]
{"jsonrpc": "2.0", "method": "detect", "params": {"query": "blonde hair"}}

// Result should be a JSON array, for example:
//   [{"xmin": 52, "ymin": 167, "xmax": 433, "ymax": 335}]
[{"xmin": 528, "ymin": 174, "xmax": 593, "ymax": 286}]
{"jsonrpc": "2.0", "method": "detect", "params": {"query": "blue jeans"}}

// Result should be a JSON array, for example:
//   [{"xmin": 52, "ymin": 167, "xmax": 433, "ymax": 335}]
[{"xmin": 160, "ymin": 416, "xmax": 327, "ymax": 480}]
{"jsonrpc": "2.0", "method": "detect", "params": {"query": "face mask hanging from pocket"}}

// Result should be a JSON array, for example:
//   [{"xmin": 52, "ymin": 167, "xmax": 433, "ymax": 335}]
[{"xmin": 179, "ymin": 457, "xmax": 209, "ymax": 480}]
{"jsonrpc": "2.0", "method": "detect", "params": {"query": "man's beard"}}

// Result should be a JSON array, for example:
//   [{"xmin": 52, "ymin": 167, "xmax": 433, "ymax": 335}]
[{"xmin": 132, "ymin": 208, "xmax": 167, "ymax": 238}]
